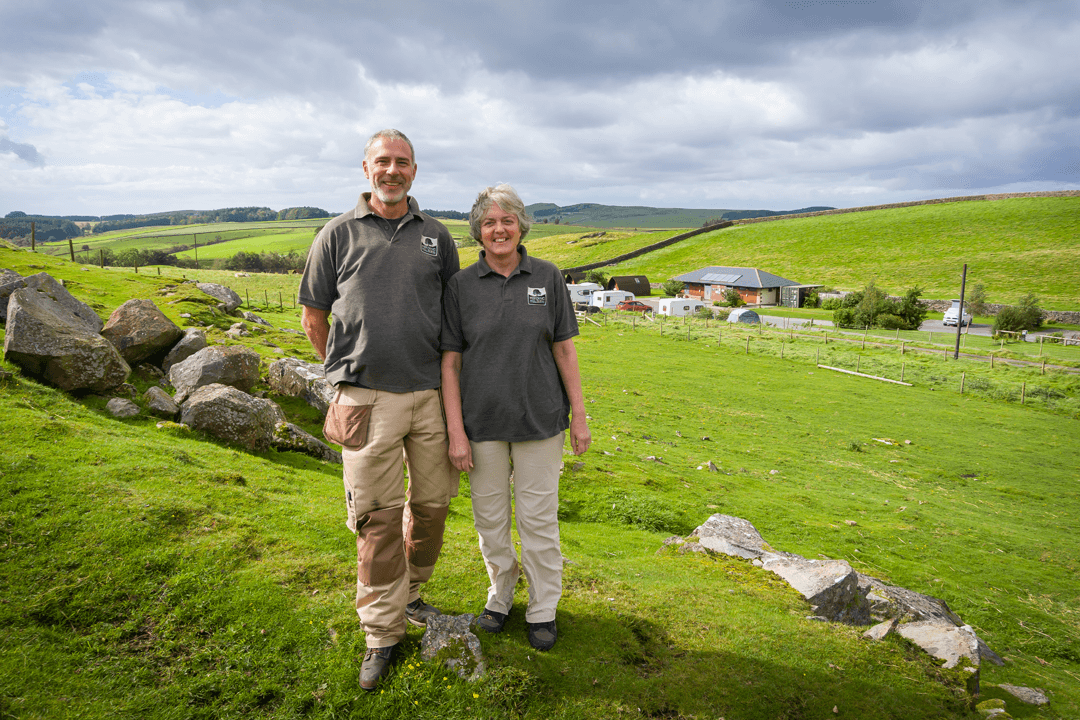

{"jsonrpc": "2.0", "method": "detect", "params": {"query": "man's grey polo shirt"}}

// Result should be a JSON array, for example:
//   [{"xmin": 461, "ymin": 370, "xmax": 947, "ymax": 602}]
[
  {"xmin": 441, "ymin": 245, "xmax": 579, "ymax": 443},
  {"xmin": 299, "ymin": 194, "xmax": 459, "ymax": 392}
]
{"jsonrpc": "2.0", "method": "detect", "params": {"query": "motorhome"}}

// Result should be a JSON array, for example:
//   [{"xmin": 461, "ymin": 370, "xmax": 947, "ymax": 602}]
[{"xmin": 943, "ymin": 299, "xmax": 972, "ymax": 327}]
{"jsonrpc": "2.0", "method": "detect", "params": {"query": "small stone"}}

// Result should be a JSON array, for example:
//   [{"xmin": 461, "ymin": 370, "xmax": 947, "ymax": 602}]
[{"xmin": 106, "ymin": 398, "xmax": 140, "ymax": 418}]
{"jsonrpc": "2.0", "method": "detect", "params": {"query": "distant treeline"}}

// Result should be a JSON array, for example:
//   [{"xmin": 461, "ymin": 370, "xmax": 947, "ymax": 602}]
[
  {"xmin": 76, "ymin": 247, "xmax": 306, "ymax": 274},
  {"xmin": 91, "ymin": 206, "xmax": 331, "ymax": 233},
  {"xmin": 424, "ymin": 209, "xmax": 468, "ymax": 220},
  {"xmin": 0, "ymin": 214, "xmax": 83, "ymax": 244}
]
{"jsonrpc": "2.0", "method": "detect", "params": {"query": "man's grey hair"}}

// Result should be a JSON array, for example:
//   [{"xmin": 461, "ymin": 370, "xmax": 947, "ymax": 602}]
[
  {"xmin": 469, "ymin": 184, "xmax": 532, "ymax": 242},
  {"xmin": 364, "ymin": 129, "xmax": 416, "ymax": 164}
]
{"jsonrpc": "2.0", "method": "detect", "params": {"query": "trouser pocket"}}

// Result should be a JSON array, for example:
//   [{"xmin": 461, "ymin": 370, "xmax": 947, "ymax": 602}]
[{"xmin": 324, "ymin": 402, "xmax": 373, "ymax": 448}]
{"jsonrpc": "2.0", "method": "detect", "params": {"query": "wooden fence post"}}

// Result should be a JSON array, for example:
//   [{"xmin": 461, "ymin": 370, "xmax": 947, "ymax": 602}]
[
  {"xmin": 1021, "ymin": 382, "xmax": 1026, "ymax": 405},
  {"xmin": 960, "ymin": 372, "xmax": 965, "ymax": 394},
  {"xmin": 901, "ymin": 363, "xmax": 905, "ymax": 383}
]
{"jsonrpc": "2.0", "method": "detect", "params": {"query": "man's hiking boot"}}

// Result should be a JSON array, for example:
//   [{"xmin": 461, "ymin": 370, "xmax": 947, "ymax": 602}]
[
  {"xmin": 476, "ymin": 608, "xmax": 509, "ymax": 633},
  {"xmin": 405, "ymin": 597, "xmax": 441, "ymax": 627},
  {"xmin": 527, "ymin": 620, "xmax": 557, "ymax": 651},
  {"xmin": 359, "ymin": 644, "xmax": 397, "ymax": 691}
]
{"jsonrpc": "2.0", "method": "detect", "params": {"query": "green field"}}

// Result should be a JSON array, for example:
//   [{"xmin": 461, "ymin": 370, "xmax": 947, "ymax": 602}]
[
  {"xmin": 1, "ymin": 247, "xmax": 1079, "ymax": 718},
  {"xmin": 604, "ymin": 196, "xmax": 1080, "ymax": 309}
]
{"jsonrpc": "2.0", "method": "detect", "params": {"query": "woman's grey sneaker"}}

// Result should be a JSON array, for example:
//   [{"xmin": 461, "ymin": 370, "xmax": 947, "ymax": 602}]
[
  {"xmin": 476, "ymin": 608, "xmax": 508, "ymax": 633},
  {"xmin": 359, "ymin": 644, "xmax": 397, "ymax": 691},
  {"xmin": 527, "ymin": 620, "xmax": 557, "ymax": 651},
  {"xmin": 405, "ymin": 597, "xmax": 441, "ymax": 627}
]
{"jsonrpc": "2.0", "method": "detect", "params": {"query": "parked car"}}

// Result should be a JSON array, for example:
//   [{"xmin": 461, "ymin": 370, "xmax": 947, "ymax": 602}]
[
  {"xmin": 616, "ymin": 300, "xmax": 652, "ymax": 313},
  {"xmin": 943, "ymin": 299, "xmax": 972, "ymax": 327}
]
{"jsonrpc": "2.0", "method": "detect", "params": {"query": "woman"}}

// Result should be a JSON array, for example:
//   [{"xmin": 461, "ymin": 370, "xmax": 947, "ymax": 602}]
[{"xmin": 441, "ymin": 184, "xmax": 590, "ymax": 652}]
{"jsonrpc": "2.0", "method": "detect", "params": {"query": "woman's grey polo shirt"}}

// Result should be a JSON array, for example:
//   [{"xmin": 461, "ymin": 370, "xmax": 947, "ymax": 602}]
[
  {"xmin": 299, "ymin": 194, "xmax": 459, "ymax": 392},
  {"xmin": 441, "ymin": 245, "xmax": 579, "ymax": 443}
]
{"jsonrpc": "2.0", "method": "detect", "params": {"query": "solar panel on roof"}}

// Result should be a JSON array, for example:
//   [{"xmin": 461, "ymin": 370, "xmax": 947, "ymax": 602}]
[{"xmin": 700, "ymin": 273, "xmax": 741, "ymax": 284}]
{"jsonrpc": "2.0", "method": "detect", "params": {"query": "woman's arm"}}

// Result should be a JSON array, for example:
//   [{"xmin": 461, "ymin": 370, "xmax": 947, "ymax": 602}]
[
  {"xmin": 440, "ymin": 350, "xmax": 473, "ymax": 471},
  {"xmin": 552, "ymin": 338, "xmax": 591, "ymax": 456}
]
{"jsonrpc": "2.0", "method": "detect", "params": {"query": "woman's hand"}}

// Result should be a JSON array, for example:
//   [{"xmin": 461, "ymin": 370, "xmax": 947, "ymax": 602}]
[
  {"xmin": 448, "ymin": 429, "xmax": 474, "ymax": 472},
  {"xmin": 569, "ymin": 414, "xmax": 591, "ymax": 456}
]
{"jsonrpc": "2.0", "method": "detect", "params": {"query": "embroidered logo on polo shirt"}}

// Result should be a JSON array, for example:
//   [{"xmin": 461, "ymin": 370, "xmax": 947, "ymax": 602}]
[
  {"xmin": 420, "ymin": 236, "xmax": 438, "ymax": 256},
  {"xmin": 528, "ymin": 287, "xmax": 547, "ymax": 306}
]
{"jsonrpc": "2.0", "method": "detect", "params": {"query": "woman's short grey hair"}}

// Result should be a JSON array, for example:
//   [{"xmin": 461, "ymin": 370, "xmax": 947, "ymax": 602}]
[
  {"xmin": 364, "ymin": 129, "xmax": 415, "ymax": 163},
  {"xmin": 469, "ymin": 184, "xmax": 532, "ymax": 242}
]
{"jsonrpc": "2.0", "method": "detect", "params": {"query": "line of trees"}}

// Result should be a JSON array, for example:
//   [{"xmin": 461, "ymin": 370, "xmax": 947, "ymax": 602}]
[
  {"xmin": 0, "ymin": 215, "xmax": 83, "ymax": 243},
  {"xmin": 90, "ymin": 206, "xmax": 330, "ymax": 234},
  {"xmin": 76, "ymin": 248, "xmax": 306, "ymax": 273},
  {"xmin": 827, "ymin": 281, "xmax": 929, "ymax": 330}
]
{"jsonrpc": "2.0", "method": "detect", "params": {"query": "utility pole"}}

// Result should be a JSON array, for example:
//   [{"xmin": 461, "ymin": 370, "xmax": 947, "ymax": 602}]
[{"xmin": 953, "ymin": 264, "xmax": 967, "ymax": 360}]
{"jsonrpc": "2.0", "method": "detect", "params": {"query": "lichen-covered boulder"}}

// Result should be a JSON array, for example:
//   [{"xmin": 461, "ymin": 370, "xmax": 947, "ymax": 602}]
[
  {"xmin": 162, "ymin": 327, "xmax": 207, "ymax": 374},
  {"xmin": 179, "ymin": 384, "xmax": 285, "ymax": 450},
  {"xmin": 101, "ymin": 298, "xmax": 183, "ymax": 365},
  {"xmin": 271, "ymin": 421, "xmax": 342, "ymax": 463},
  {"xmin": 267, "ymin": 357, "xmax": 335, "ymax": 415},
  {"xmin": 421, "ymin": 614, "xmax": 485, "ymax": 681},
  {"xmin": 0, "ymin": 269, "xmax": 27, "ymax": 323},
  {"xmin": 195, "ymin": 283, "xmax": 242, "ymax": 312},
  {"xmin": 3, "ymin": 287, "xmax": 130, "ymax": 393},
  {"xmin": 143, "ymin": 386, "xmax": 180, "ymax": 418},
  {"xmin": 169, "ymin": 345, "xmax": 261, "ymax": 403},
  {"xmin": 23, "ymin": 272, "xmax": 103, "ymax": 333}
]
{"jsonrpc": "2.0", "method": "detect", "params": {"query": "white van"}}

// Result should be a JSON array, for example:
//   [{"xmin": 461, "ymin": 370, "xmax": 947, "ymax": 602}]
[
  {"xmin": 567, "ymin": 282, "xmax": 602, "ymax": 305},
  {"xmin": 658, "ymin": 298, "xmax": 706, "ymax": 316},
  {"xmin": 943, "ymin": 299, "xmax": 972, "ymax": 327},
  {"xmin": 590, "ymin": 290, "xmax": 634, "ymax": 309}
]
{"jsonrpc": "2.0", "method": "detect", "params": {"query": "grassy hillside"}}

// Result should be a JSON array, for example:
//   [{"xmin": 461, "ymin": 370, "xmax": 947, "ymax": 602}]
[
  {"xmin": 606, "ymin": 196, "xmax": 1080, "ymax": 309},
  {"xmin": 1, "ymin": 252, "xmax": 1078, "ymax": 718}
]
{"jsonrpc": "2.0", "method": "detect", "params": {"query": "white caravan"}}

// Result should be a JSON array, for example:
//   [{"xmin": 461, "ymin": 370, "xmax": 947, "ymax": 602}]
[
  {"xmin": 658, "ymin": 298, "xmax": 706, "ymax": 316},
  {"xmin": 590, "ymin": 290, "xmax": 634, "ymax": 309},
  {"xmin": 567, "ymin": 282, "xmax": 603, "ymax": 305}
]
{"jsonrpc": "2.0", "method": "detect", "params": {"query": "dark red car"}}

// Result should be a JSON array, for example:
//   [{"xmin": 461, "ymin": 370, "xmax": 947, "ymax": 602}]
[{"xmin": 616, "ymin": 300, "xmax": 652, "ymax": 313}]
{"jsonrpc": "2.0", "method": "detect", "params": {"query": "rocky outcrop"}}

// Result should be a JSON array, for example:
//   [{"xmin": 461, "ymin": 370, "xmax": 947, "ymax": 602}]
[
  {"xmin": 101, "ymin": 298, "xmax": 183, "ymax": 365},
  {"xmin": 267, "ymin": 357, "xmax": 334, "ymax": 415},
  {"xmin": 3, "ymin": 287, "xmax": 130, "ymax": 393},
  {"xmin": 162, "ymin": 328, "xmax": 207, "ymax": 374},
  {"xmin": 420, "ymin": 614, "xmax": 485, "ymax": 681},
  {"xmin": 271, "ymin": 422, "xmax": 342, "ymax": 463},
  {"xmin": 195, "ymin": 282, "xmax": 242, "ymax": 312},
  {"xmin": 675, "ymin": 513, "xmax": 1003, "ymax": 694},
  {"xmin": 169, "ymin": 345, "xmax": 261, "ymax": 403},
  {"xmin": 179, "ymin": 383, "xmax": 285, "ymax": 450}
]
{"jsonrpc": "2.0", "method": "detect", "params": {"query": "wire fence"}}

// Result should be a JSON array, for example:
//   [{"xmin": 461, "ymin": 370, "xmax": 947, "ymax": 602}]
[{"xmin": 579, "ymin": 311, "xmax": 1080, "ymax": 417}]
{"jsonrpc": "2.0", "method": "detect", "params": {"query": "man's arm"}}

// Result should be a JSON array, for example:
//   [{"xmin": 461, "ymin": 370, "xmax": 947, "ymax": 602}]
[{"xmin": 301, "ymin": 305, "xmax": 330, "ymax": 361}]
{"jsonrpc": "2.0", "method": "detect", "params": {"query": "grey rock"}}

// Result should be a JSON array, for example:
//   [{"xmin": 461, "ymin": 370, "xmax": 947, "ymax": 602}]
[
  {"xmin": 266, "ymin": 357, "xmax": 334, "ymax": 415},
  {"xmin": 196, "ymin": 283, "xmax": 242, "ymax": 312},
  {"xmin": 116, "ymin": 382, "xmax": 138, "ymax": 398},
  {"xmin": 857, "ymin": 574, "xmax": 964, "ymax": 625},
  {"xmin": 763, "ymin": 556, "xmax": 868, "ymax": 624},
  {"xmin": 225, "ymin": 325, "xmax": 251, "ymax": 339},
  {"xmin": 179, "ymin": 383, "xmax": 285, "ymax": 450},
  {"xmin": 0, "ymin": 268, "xmax": 26, "ymax": 323},
  {"xmin": 162, "ymin": 328, "xmax": 207, "ymax": 374},
  {"xmin": 143, "ymin": 386, "xmax": 179, "ymax": 418},
  {"xmin": 997, "ymin": 684, "xmax": 1048, "ymax": 705},
  {"xmin": 106, "ymin": 398, "xmax": 140, "ymax": 418},
  {"xmin": 896, "ymin": 621, "xmax": 980, "ymax": 670},
  {"xmin": 271, "ymin": 421, "xmax": 342, "ymax": 463},
  {"xmin": 689, "ymin": 514, "xmax": 779, "ymax": 560},
  {"xmin": 241, "ymin": 310, "xmax": 272, "ymax": 326},
  {"xmin": 23, "ymin": 272, "xmax": 103, "ymax": 332},
  {"xmin": 3, "ymin": 287, "xmax": 130, "ymax": 393},
  {"xmin": 101, "ymin": 298, "xmax": 183, "ymax": 365},
  {"xmin": 169, "ymin": 345, "xmax": 261, "ymax": 403},
  {"xmin": 420, "ymin": 614, "xmax": 485, "ymax": 681},
  {"xmin": 678, "ymin": 542, "xmax": 709, "ymax": 555},
  {"xmin": 137, "ymin": 363, "xmax": 165, "ymax": 380},
  {"xmin": 862, "ymin": 618, "xmax": 898, "ymax": 641}
]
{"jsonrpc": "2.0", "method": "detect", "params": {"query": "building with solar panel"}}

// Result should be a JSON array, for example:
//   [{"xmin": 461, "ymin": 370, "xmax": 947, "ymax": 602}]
[{"xmin": 671, "ymin": 266, "xmax": 818, "ymax": 307}]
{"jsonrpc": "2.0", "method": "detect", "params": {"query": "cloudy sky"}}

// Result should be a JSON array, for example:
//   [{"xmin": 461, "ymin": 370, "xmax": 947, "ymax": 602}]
[{"xmin": 1, "ymin": 0, "xmax": 1078, "ymax": 217}]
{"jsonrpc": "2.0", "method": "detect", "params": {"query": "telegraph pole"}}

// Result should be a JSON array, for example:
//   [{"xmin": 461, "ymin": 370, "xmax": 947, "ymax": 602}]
[{"xmin": 953, "ymin": 264, "xmax": 967, "ymax": 359}]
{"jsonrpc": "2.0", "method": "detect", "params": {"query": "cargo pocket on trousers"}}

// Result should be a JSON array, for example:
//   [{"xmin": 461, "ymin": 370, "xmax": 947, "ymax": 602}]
[{"xmin": 323, "ymin": 402, "xmax": 373, "ymax": 448}]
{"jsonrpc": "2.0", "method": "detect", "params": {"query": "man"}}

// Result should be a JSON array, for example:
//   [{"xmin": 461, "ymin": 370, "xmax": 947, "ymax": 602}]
[{"xmin": 298, "ymin": 129, "xmax": 460, "ymax": 690}]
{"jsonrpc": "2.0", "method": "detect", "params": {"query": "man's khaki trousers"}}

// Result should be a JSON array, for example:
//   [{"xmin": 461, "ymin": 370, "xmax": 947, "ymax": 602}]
[{"xmin": 335, "ymin": 385, "xmax": 457, "ymax": 648}]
